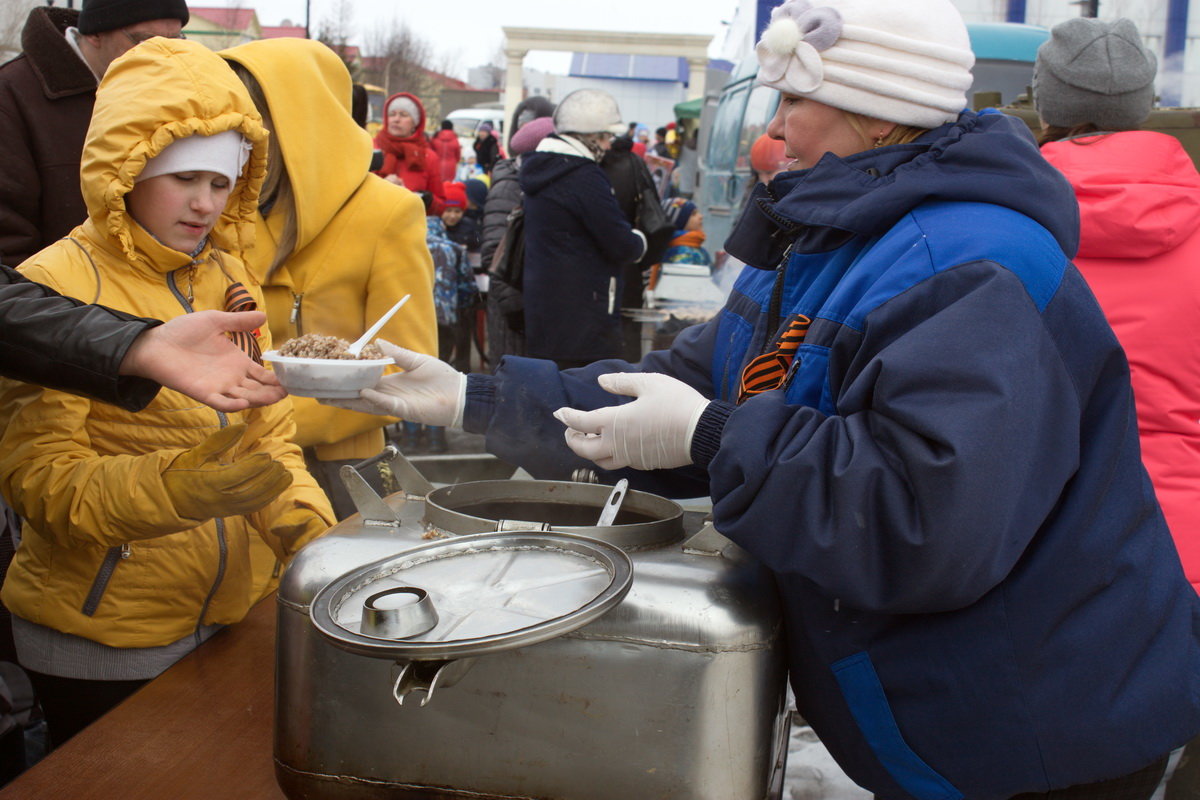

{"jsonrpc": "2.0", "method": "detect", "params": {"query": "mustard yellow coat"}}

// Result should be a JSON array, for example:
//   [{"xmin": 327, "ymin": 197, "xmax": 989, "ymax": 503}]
[
  {"xmin": 221, "ymin": 39, "xmax": 437, "ymax": 462},
  {"xmin": 0, "ymin": 39, "xmax": 335, "ymax": 649}
]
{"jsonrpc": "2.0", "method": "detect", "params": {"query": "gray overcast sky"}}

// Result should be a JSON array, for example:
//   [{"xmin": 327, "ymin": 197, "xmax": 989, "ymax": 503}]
[{"xmin": 211, "ymin": 0, "xmax": 739, "ymax": 78}]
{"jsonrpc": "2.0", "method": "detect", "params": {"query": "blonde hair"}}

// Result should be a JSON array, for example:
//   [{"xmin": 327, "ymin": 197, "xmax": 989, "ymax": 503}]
[
  {"xmin": 228, "ymin": 62, "xmax": 297, "ymax": 278},
  {"xmin": 843, "ymin": 111, "xmax": 928, "ymax": 150}
]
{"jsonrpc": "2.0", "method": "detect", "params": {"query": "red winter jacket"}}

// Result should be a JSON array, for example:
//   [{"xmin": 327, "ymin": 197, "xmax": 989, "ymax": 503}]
[
  {"xmin": 430, "ymin": 129, "xmax": 461, "ymax": 184},
  {"xmin": 1043, "ymin": 131, "xmax": 1200, "ymax": 592},
  {"xmin": 373, "ymin": 92, "xmax": 445, "ymax": 214}
]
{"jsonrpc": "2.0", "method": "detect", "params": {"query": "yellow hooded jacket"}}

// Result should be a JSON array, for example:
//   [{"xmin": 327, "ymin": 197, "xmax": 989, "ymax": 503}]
[
  {"xmin": 0, "ymin": 39, "xmax": 335, "ymax": 649},
  {"xmin": 221, "ymin": 39, "xmax": 437, "ymax": 462}
]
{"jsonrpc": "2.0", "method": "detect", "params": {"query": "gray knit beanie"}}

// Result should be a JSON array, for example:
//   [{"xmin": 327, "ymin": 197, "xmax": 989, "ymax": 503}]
[{"xmin": 1033, "ymin": 17, "xmax": 1157, "ymax": 131}]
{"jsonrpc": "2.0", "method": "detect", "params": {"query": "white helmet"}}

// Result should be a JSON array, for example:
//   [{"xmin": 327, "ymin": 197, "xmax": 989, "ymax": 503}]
[{"xmin": 553, "ymin": 89, "xmax": 624, "ymax": 135}]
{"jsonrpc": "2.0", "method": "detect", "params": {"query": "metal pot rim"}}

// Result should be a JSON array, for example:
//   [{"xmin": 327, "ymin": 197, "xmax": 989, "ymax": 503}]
[{"xmin": 422, "ymin": 479, "xmax": 685, "ymax": 551}]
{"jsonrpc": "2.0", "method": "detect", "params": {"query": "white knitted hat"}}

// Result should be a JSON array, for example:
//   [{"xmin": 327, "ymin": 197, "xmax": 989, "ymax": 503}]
[
  {"xmin": 137, "ymin": 130, "xmax": 252, "ymax": 185},
  {"xmin": 387, "ymin": 95, "xmax": 420, "ymax": 123},
  {"xmin": 553, "ymin": 89, "xmax": 625, "ymax": 135},
  {"xmin": 755, "ymin": 0, "xmax": 975, "ymax": 128}
]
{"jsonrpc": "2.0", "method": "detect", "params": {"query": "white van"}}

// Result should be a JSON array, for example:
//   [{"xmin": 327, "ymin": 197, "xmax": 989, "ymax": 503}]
[{"xmin": 445, "ymin": 107, "xmax": 506, "ymax": 162}]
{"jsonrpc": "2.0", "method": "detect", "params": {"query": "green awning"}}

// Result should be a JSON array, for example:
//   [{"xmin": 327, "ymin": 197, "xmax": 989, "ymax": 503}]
[{"xmin": 673, "ymin": 97, "xmax": 703, "ymax": 120}]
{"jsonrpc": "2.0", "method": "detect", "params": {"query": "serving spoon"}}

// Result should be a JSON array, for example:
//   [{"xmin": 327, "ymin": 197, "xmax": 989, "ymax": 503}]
[{"xmin": 347, "ymin": 294, "xmax": 411, "ymax": 357}]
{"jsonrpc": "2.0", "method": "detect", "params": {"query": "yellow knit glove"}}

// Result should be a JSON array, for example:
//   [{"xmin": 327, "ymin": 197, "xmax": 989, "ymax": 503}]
[
  {"xmin": 163, "ymin": 424, "xmax": 293, "ymax": 522},
  {"xmin": 269, "ymin": 506, "xmax": 330, "ymax": 556}
]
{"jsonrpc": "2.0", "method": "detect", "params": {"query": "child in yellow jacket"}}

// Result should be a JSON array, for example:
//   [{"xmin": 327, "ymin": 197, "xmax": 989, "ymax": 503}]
[{"xmin": 0, "ymin": 38, "xmax": 334, "ymax": 748}]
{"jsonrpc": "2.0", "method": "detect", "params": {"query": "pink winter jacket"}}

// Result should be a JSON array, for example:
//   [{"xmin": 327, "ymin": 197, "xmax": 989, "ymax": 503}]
[{"xmin": 1042, "ymin": 131, "xmax": 1200, "ymax": 592}]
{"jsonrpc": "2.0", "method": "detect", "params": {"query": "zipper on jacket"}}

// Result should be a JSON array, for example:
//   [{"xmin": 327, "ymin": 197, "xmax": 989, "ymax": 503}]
[
  {"xmin": 289, "ymin": 292, "xmax": 304, "ymax": 332},
  {"xmin": 165, "ymin": 264, "xmax": 231, "ymax": 643},
  {"xmin": 607, "ymin": 278, "xmax": 617, "ymax": 315},
  {"xmin": 82, "ymin": 544, "xmax": 130, "ymax": 616},
  {"xmin": 195, "ymin": 517, "xmax": 229, "ymax": 644},
  {"xmin": 167, "ymin": 269, "xmax": 195, "ymax": 314}
]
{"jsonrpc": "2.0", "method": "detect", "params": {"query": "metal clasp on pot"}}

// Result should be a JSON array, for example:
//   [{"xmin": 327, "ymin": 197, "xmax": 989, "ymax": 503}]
[{"xmin": 391, "ymin": 658, "xmax": 477, "ymax": 707}]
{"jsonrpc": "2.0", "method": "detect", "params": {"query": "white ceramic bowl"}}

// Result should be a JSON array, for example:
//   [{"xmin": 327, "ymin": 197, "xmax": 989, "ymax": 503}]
[{"xmin": 262, "ymin": 351, "xmax": 393, "ymax": 399}]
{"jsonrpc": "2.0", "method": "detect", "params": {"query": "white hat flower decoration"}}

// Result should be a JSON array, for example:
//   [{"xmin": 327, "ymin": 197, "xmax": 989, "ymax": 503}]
[{"xmin": 756, "ymin": 0, "xmax": 844, "ymax": 93}]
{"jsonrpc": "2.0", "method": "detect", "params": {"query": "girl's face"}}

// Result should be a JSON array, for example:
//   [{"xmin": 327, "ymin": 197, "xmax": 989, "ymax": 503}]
[
  {"xmin": 388, "ymin": 106, "xmax": 416, "ymax": 137},
  {"xmin": 684, "ymin": 210, "xmax": 704, "ymax": 232},
  {"xmin": 766, "ymin": 94, "xmax": 878, "ymax": 170},
  {"xmin": 126, "ymin": 171, "xmax": 231, "ymax": 253}
]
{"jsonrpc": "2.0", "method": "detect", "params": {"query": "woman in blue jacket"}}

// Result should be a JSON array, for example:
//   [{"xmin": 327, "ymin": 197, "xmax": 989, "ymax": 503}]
[{"xmin": 330, "ymin": 0, "xmax": 1200, "ymax": 796}]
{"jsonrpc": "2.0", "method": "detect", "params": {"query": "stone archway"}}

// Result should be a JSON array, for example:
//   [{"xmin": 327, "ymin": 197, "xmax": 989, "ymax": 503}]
[{"xmin": 501, "ymin": 27, "xmax": 712, "ymax": 147}]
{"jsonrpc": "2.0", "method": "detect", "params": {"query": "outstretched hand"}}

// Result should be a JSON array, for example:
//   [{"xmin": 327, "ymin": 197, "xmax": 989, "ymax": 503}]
[
  {"xmin": 554, "ymin": 372, "xmax": 709, "ymax": 471},
  {"xmin": 119, "ymin": 310, "xmax": 285, "ymax": 412}
]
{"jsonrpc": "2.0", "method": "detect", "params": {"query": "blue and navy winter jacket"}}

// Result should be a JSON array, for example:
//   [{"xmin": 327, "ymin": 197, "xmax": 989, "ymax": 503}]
[{"xmin": 465, "ymin": 111, "xmax": 1200, "ymax": 799}]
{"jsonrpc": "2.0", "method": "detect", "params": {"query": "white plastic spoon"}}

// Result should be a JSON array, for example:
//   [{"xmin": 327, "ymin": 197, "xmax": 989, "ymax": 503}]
[{"xmin": 347, "ymin": 294, "xmax": 411, "ymax": 357}]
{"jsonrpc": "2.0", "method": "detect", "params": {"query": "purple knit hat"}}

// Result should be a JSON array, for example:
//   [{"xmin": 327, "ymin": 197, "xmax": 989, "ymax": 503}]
[{"xmin": 509, "ymin": 116, "xmax": 556, "ymax": 156}]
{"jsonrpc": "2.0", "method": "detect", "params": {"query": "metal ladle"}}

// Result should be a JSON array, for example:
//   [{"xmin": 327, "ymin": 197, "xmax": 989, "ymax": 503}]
[{"xmin": 596, "ymin": 479, "xmax": 629, "ymax": 527}]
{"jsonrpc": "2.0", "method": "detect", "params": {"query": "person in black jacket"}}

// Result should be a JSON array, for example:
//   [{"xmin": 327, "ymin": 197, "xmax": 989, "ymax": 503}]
[
  {"xmin": 1, "ymin": 264, "xmax": 283, "ymax": 413},
  {"xmin": 472, "ymin": 122, "xmax": 501, "ymax": 176},
  {"xmin": 519, "ymin": 89, "xmax": 646, "ymax": 369},
  {"xmin": 602, "ymin": 137, "xmax": 672, "ymax": 361},
  {"xmin": 482, "ymin": 98, "xmax": 557, "ymax": 367}
]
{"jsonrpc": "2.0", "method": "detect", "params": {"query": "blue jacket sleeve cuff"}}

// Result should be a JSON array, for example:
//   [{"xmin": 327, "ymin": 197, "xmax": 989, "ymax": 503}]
[
  {"xmin": 690, "ymin": 400, "xmax": 734, "ymax": 468},
  {"xmin": 463, "ymin": 373, "xmax": 497, "ymax": 434}
]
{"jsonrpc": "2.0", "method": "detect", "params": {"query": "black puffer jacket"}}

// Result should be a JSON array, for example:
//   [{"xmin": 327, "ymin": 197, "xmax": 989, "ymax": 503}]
[
  {"xmin": 480, "ymin": 158, "xmax": 521, "ymax": 268},
  {"xmin": 0, "ymin": 265, "xmax": 159, "ymax": 410}
]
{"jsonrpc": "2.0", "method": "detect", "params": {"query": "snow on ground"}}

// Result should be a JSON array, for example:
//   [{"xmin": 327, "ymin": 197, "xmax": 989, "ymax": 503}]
[{"xmin": 784, "ymin": 720, "xmax": 874, "ymax": 800}]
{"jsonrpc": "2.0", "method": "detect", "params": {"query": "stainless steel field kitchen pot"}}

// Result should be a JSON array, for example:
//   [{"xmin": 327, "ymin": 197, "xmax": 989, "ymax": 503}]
[{"xmin": 275, "ymin": 458, "xmax": 790, "ymax": 800}]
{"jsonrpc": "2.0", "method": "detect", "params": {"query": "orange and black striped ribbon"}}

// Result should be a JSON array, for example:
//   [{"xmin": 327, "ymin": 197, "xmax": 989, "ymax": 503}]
[
  {"xmin": 223, "ymin": 282, "xmax": 263, "ymax": 365},
  {"xmin": 738, "ymin": 314, "xmax": 811, "ymax": 403}
]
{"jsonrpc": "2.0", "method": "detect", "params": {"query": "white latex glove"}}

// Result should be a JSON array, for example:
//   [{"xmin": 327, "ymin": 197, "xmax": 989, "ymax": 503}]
[
  {"xmin": 321, "ymin": 340, "xmax": 467, "ymax": 427},
  {"xmin": 553, "ymin": 373, "xmax": 710, "ymax": 471}
]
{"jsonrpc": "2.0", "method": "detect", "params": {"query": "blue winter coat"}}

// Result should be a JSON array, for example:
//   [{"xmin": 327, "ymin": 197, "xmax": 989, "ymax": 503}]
[
  {"xmin": 463, "ymin": 111, "xmax": 1200, "ymax": 799},
  {"xmin": 426, "ymin": 216, "xmax": 475, "ymax": 327},
  {"xmin": 518, "ymin": 139, "xmax": 645, "ymax": 362}
]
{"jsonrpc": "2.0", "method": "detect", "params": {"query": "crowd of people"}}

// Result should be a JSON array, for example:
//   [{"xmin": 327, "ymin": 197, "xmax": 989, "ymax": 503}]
[{"xmin": 0, "ymin": 0, "xmax": 1198, "ymax": 797}]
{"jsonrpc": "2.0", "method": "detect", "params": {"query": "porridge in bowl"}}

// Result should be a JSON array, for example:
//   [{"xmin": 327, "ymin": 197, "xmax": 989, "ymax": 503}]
[
  {"xmin": 277, "ymin": 333, "xmax": 384, "ymax": 360},
  {"xmin": 263, "ymin": 334, "xmax": 392, "ymax": 399}
]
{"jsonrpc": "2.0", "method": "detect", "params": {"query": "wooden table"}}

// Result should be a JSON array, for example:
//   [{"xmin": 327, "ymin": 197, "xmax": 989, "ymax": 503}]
[{"xmin": 0, "ymin": 597, "xmax": 285, "ymax": 800}]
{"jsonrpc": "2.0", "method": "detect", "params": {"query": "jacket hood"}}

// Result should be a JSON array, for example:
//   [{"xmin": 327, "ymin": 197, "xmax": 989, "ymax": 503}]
[
  {"xmin": 519, "ymin": 136, "xmax": 595, "ymax": 195},
  {"xmin": 377, "ymin": 92, "xmax": 428, "ymax": 143},
  {"xmin": 736, "ymin": 111, "xmax": 1079, "ymax": 265},
  {"xmin": 1041, "ymin": 131, "xmax": 1200, "ymax": 259},
  {"xmin": 221, "ymin": 39, "xmax": 373, "ymax": 255},
  {"xmin": 81, "ymin": 38, "xmax": 268, "ymax": 269}
]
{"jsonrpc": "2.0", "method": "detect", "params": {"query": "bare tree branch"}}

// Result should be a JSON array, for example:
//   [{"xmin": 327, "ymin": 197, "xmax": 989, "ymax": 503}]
[
  {"xmin": 359, "ymin": 17, "xmax": 445, "ymax": 126},
  {"xmin": 316, "ymin": 0, "xmax": 360, "ymax": 80}
]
